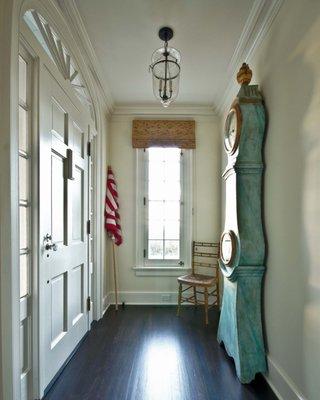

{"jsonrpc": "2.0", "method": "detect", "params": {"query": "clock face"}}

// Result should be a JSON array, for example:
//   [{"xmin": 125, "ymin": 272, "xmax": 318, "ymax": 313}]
[
  {"xmin": 224, "ymin": 105, "xmax": 241, "ymax": 154},
  {"xmin": 220, "ymin": 230, "xmax": 236, "ymax": 265}
]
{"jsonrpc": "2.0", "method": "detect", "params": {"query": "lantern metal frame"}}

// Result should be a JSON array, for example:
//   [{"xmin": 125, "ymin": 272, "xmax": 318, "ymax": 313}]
[{"xmin": 149, "ymin": 27, "xmax": 181, "ymax": 106}]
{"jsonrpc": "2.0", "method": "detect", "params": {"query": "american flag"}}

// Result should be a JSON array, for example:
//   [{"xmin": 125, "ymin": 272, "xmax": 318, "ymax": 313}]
[{"xmin": 105, "ymin": 166, "xmax": 123, "ymax": 246}]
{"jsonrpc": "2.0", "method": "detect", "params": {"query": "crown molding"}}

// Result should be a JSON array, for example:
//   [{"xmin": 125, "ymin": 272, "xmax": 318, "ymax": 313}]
[
  {"xmin": 215, "ymin": 0, "xmax": 284, "ymax": 115},
  {"xmin": 57, "ymin": 0, "xmax": 283, "ymax": 118},
  {"xmin": 57, "ymin": 0, "xmax": 115, "ymax": 114},
  {"xmin": 112, "ymin": 103, "xmax": 217, "ymax": 117}
]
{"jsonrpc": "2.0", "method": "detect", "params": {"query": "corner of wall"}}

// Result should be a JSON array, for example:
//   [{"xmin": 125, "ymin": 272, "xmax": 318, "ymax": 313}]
[{"xmin": 265, "ymin": 356, "xmax": 307, "ymax": 400}]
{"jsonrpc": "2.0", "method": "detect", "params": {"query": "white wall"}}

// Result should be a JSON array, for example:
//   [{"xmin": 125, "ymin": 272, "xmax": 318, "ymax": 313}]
[
  {"xmin": 221, "ymin": 1, "xmax": 320, "ymax": 398},
  {"xmin": 107, "ymin": 115, "xmax": 221, "ymax": 303},
  {"xmin": 100, "ymin": 112, "xmax": 111, "ymax": 313}
]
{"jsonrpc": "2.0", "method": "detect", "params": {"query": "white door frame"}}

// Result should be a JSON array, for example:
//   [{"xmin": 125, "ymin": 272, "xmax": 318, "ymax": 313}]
[
  {"xmin": 0, "ymin": 1, "xmax": 21, "ymax": 398},
  {"xmin": 0, "ymin": 1, "xmax": 108, "ymax": 399}
]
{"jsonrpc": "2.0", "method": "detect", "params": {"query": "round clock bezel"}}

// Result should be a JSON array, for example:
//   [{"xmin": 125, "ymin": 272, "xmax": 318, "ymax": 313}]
[
  {"xmin": 224, "ymin": 103, "xmax": 242, "ymax": 155},
  {"xmin": 220, "ymin": 230, "xmax": 237, "ymax": 266}
]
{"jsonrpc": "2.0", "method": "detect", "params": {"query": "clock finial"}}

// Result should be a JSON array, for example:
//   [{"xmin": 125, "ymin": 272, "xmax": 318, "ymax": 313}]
[{"xmin": 237, "ymin": 63, "xmax": 252, "ymax": 85}]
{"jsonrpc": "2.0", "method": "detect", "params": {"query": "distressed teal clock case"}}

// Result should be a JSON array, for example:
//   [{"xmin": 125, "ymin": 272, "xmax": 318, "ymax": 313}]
[{"xmin": 218, "ymin": 64, "xmax": 267, "ymax": 383}]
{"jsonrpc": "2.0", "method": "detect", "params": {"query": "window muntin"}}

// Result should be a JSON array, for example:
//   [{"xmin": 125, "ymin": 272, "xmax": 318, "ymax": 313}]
[
  {"xmin": 18, "ymin": 53, "xmax": 31, "ymax": 298},
  {"xmin": 146, "ymin": 148, "xmax": 182, "ymax": 261}
]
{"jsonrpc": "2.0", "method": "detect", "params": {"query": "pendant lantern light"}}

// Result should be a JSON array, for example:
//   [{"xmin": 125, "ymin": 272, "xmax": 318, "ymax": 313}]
[{"xmin": 149, "ymin": 27, "xmax": 181, "ymax": 107}]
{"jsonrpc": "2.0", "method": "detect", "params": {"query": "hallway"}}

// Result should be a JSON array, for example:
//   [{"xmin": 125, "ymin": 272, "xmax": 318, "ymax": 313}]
[
  {"xmin": 1, "ymin": 1, "xmax": 320, "ymax": 399},
  {"xmin": 44, "ymin": 307, "xmax": 276, "ymax": 400}
]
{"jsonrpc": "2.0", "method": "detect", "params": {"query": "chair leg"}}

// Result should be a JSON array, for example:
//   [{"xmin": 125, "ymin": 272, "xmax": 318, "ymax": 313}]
[
  {"xmin": 204, "ymin": 287, "xmax": 209, "ymax": 325},
  {"xmin": 193, "ymin": 286, "xmax": 197, "ymax": 306},
  {"xmin": 177, "ymin": 283, "xmax": 182, "ymax": 316}
]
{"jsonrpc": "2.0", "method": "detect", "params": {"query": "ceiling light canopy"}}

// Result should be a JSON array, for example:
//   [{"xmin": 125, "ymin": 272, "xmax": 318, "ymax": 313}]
[{"xmin": 149, "ymin": 27, "xmax": 181, "ymax": 107}]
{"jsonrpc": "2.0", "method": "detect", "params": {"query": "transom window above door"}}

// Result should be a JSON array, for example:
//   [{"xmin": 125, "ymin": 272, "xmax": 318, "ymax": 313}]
[{"xmin": 23, "ymin": 9, "xmax": 96, "ymax": 127}]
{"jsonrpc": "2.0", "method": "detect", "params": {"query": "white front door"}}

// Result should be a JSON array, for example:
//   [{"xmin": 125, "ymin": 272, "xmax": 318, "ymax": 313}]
[{"xmin": 39, "ymin": 66, "xmax": 90, "ymax": 392}]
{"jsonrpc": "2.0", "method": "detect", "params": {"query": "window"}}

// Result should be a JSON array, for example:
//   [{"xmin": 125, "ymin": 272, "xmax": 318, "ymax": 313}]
[
  {"xmin": 19, "ymin": 44, "xmax": 34, "ymax": 400},
  {"xmin": 18, "ymin": 50, "xmax": 32, "ymax": 298},
  {"xmin": 147, "ymin": 148, "xmax": 181, "ymax": 260},
  {"xmin": 135, "ymin": 147, "xmax": 192, "ymax": 274}
]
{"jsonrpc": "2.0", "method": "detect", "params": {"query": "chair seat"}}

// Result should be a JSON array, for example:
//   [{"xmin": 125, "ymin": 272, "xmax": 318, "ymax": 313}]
[{"xmin": 177, "ymin": 273, "xmax": 217, "ymax": 287}]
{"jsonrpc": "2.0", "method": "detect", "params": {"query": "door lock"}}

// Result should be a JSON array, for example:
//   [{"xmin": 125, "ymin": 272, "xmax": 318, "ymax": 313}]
[
  {"xmin": 45, "ymin": 242, "xmax": 58, "ymax": 251},
  {"xmin": 44, "ymin": 234, "xmax": 58, "ymax": 252}
]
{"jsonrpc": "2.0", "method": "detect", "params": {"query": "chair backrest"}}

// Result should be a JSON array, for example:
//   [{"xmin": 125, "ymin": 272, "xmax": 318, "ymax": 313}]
[{"xmin": 192, "ymin": 241, "xmax": 220, "ymax": 277}]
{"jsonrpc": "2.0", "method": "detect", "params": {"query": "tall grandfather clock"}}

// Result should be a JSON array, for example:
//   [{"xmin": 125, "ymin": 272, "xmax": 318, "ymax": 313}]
[{"xmin": 218, "ymin": 63, "xmax": 267, "ymax": 383}]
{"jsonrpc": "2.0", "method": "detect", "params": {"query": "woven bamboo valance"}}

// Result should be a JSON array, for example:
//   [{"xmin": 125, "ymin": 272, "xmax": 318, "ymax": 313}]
[{"xmin": 132, "ymin": 120, "xmax": 196, "ymax": 149}]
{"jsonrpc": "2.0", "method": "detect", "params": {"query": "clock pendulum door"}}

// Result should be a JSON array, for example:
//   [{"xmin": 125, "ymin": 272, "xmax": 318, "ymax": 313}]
[{"xmin": 217, "ymin": 63, "xmax": 267, "ymax": 383}]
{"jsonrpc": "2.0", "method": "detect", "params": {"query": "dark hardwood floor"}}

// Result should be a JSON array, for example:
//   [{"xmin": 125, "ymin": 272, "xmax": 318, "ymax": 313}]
[{"xmin": 44, "ymin": 306, "xmax": 277, "ymax": 400}]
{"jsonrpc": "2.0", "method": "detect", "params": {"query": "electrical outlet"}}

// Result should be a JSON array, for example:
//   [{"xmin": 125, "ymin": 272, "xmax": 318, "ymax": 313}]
[{"xmin": 161, "ymin": 294, "xmax": 172, "ymax": 302}]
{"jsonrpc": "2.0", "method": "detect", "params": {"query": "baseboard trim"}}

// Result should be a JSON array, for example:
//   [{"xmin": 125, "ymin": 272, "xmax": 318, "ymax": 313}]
[
  {"xmin": 106, "ymin": 291, "xmax": 181, "ymax": 305},
  {"xmin": 104, "ymin": 290, "xmax": 218, "ymax": 306},
  {"xmin": 102, "ymin": 294, "xmax": 111, "ymax": 315},
  {"xmin": 264, "ymin": 356, "xmax": 306, "ymax": 400}
]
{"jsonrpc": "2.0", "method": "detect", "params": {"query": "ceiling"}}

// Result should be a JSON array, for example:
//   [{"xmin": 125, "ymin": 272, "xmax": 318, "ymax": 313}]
[{"xmin": 74, "ymin": 0, "xmax": 256, "ymax": 109}]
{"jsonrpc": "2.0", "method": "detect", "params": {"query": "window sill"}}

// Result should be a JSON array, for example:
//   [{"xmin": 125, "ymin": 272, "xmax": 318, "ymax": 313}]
[{"xmin": 132, "ymin": 266, "xmax": 191, "ymax": 277}]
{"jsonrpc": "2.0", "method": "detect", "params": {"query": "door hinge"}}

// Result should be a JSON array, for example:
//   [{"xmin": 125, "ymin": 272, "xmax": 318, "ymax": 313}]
[
  {"xmin": 87, "ymin": 296, "xmax": 91, "ymax": 312},
  {"xmin": 87, "ymin": 220, "xmax": 91, "ymax": 235},
  {"xmin": 143, "ymin": 197, "xmax": 146, "ymax": 206},
  {"xmin": 87, "ymin": 141, "xmax": 91, "ymax": 157},
  {"xmin": 143, "ymin": 249, "xmax": 146, "ymax": 258}
]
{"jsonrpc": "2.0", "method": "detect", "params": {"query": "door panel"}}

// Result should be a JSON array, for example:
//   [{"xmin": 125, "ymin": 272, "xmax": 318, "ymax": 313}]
[
  {"xmin": 70, "ymin": 264, "xmax": 84, "ymax": 325},
  {"xmin": 50, "ymin": 273, "xmax": 67, "ymax": 348},
  {"xmin": 72, "ymin": 167, "xmax": 84, "ymax": 241},
  {"xmin": 72, "ymin": 122, "xmax": 84, "ymax": 156},
  {"xmin": 51, "ymin": 98, "xmax": 68, "ymax": 143},
  {"xmin": 51, "ymin": 153, "xmax": 65, "ymax": 244},
  {"xmin": 39, "ymin": 67, "xmax": 89, "ymax": 392}
]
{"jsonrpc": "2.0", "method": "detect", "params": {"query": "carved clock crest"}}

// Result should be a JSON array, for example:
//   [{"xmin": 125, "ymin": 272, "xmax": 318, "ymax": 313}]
[{"xmin": 218, "ymin": 63, "xmax": 267, "ymax": 383}]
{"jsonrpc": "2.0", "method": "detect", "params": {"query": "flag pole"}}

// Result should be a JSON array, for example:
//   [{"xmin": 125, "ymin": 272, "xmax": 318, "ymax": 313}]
[{"xmin": 112, "ymin": 239, "xmax": 119, "ymax": 311}]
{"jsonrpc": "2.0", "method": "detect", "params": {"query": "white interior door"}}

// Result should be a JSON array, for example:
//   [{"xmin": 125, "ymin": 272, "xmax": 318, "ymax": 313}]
[{"xmin": 39, "ymin": 66, "xmax": 90, "ymax": 393}]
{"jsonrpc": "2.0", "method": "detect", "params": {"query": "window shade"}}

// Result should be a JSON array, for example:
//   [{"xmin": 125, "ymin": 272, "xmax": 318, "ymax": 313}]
[{"xmin": 132, "ymin": 120, "xmax": 196, "ymax": 149}]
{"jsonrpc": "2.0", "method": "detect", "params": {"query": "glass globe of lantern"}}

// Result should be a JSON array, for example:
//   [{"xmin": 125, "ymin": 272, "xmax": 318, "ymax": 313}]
[{"xmin": 150, "ymin": 46, "xmax": 181, "ymax": 107}]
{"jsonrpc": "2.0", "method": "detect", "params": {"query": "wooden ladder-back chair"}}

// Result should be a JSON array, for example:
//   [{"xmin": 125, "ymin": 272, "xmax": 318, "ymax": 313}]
[{"xmin": 177, "ymin": 241, "xmax": 220, "ymax": 325}]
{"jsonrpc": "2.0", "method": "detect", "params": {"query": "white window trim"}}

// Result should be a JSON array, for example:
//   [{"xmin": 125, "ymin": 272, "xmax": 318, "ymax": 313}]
[{"xmin": 133, "ymin": 148, "xmax": 193, "ymax": 276}]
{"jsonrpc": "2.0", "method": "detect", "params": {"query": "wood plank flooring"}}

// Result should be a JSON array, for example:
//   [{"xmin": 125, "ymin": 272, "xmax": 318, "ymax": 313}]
[{"xmin": 44, "ymin": 306, "xmax": 277, "ymax": 400}]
